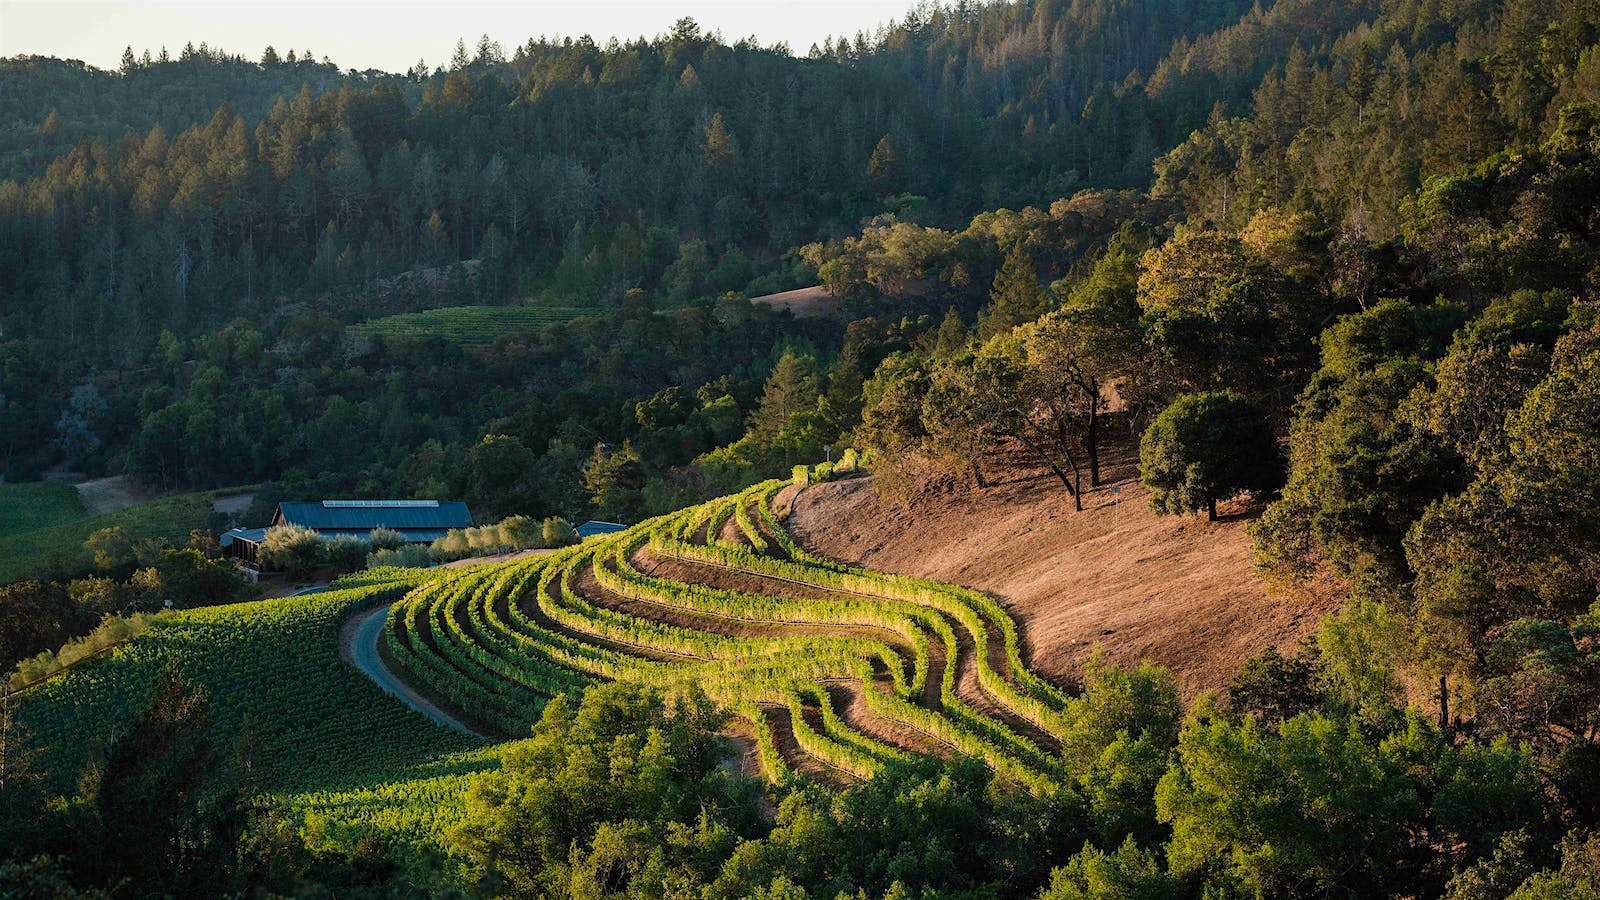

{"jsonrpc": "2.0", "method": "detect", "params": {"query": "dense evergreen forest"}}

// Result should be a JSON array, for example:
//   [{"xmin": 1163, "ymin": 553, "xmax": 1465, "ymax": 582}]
[{"xmin": 5, "ymin": 0, "xmax": 1600, "ymax": 894}]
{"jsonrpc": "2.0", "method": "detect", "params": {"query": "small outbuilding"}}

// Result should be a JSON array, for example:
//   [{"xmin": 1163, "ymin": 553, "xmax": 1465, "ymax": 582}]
[{"xmin": 575, "ymin": 520, "xmax": 627, "ymax": 539}]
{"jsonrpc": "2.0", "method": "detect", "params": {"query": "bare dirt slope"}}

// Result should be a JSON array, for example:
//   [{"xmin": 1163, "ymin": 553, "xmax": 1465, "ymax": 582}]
[
  {"xmin": 789, "ymin": 444, "xmax": 1342, "ymax": 699},
  {"xmin": 748, "ymin": 285, "xmax": 837, "ymax": 318},
  {"xmin": 75, "ymin": 475, "xmax": 157, "ymax": 516}
]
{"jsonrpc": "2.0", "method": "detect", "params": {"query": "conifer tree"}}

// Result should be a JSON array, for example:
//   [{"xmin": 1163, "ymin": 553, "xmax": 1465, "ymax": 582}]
[
  {"xmin": 979, "ymin": 245, "xmax": 1048, "ymax": 339},
  {"xmin": 867, "ymin": 134, "xmax": 901, "ymax": 190},
  {"xmin": 752, "ymin": 350, "xmax": 819, "ymax": 442},
  {"xmin": 702, "ymin": 112, "xmax": 736, "ymax": 168}
]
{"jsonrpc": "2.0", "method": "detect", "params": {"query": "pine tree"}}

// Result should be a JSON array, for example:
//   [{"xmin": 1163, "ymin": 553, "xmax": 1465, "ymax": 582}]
[
  {"xmin": 474, "ymin": 34, "xmax": 502, "ymax": 66},
  {"xmin": 979, "ymin": 245, "xmax": 1047, "ymax": 339},
  {"xmin": 120, "ymin": 46, "xmax": 138, "ymax": 75},
  {"xmin": 702, "ymin": 112, "xmax": 735, "ymax": 168},
  {"xmin": 752, "ymin": 350, "xmax": 819, "ymax": 442},
  {"xmin": 867, "ymin": 133, "xmax": 901, "ymax": 190},
  {"xmin": 932, "ymin": 307, "xmax": 969, "ymax": 355}
]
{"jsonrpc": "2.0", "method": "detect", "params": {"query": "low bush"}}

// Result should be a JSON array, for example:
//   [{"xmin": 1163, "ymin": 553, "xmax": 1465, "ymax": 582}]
[
  {"xmin": 541, "ymin": 516, "xmax": 577, "ymax": 547},
  {"xmin": 368, "ymin": 527, "xmax": 407, "ymax": 552},
  {"xmin": 368, "ymin": 544, "xmax": 433, "ymax": 569},
  {"xmin": 7, "ymin": 612, "xmax": 155, "ymax": 691},
  {"xmin": 261, "ymin": 524, "xmax": 324, "ymax": 575}
]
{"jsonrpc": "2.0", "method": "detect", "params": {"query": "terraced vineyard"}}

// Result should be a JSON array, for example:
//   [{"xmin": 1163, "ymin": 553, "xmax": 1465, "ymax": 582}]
[
  {"xmin": 349, "ymin": 305, "xmax": 595, "ymax": 345},
  {"xmin": 384, "ymin": 473, "xmax": 1077, "ymax": 793}
]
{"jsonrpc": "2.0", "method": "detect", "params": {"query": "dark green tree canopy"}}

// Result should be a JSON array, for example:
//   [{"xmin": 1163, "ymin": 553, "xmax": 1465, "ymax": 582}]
[{"xmin": 1140, "ymin": 390, "xmax": 1282, "ymax": 519}]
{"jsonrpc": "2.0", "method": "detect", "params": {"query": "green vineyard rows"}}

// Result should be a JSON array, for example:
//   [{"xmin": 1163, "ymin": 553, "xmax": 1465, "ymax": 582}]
[
  {"xmin": 383, "ymin": 475, "xmax": 1080, "ymax": 797},
  {"xmin": 16, "ymin": 568, "xmax": 490, "ymax": 876},
  {"xmin": 15, "ymin": 469, "xmax": 1090, "ymax": 872}
]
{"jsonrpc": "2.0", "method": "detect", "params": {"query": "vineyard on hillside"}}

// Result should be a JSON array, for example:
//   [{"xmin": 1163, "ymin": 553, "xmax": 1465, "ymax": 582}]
[
  {"xmin": 348, "ymin": 305, "xmax": 594, "ymax": 345},
  {"xmin": 16, "ymin": 571, "xmax": 490, "ymax": 873},
  {"xmin": 15, "ymin": 470, "xmax": 1088, "ymax": 872},
  {"xmin": 384, "ymin": 471, "xmax": 1079, "ymax": 793}
]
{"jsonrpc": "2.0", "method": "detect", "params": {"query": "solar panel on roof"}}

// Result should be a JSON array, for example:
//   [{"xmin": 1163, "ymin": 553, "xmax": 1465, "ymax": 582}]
[{"xmin": 321, "ymin": 499, "xmax": 440, "ymax": 508}]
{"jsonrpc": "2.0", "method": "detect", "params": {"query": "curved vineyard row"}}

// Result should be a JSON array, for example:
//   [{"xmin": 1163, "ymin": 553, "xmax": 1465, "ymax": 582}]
[{"xmin": 383, "ymin": 475, "xmax": 1075, "ymax": 795}]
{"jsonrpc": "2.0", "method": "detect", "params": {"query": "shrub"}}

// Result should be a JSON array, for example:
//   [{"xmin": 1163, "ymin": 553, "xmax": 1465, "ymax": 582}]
[
  {"xmin": 541, "ymin": 517, "xmax": 578, "ymax": 547},
  {"xmin": 837, "ymin": 447, "xmax": 860, "ymax": 473},
  {"xmin": 467, "ymin": 526, "xmax": 504, "ymax": 553},
  {"xmin": 368, "ymin": 527, "xmax": 406, "ymax": 552},
  {"xmin": 499, "ymin": 515, "xmax": 543, "ymax": 549},
  {"xmin": 323, "ymin": 535, "xmax": 371, "ymax": 574},
  {"xmin": 368, "ymin": 544, "xmax": 433, "ymax": 569},
  {"xmin": 8, "ymin": 612, "xmax": 154, "ymax": 691},
  {"xmin": 261, "ymin": 524, "xmax": 324, "ymax": 574},
  {"xmin": 431, "ymin": 529, "xmax": 471, "ymax": 560},
  {"xmin": 152, "ymin": 547, "xmax": 245, "ymax": 608}
]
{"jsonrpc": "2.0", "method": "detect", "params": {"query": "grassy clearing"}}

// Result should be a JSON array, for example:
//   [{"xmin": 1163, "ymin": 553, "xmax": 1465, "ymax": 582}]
[
  {"xmin": 0, "ymin": 486, "xmax": 247, "ymax": 584},
  {"xmin": 0, "ymin": 481, "xmax": 85, "ymax": 540},
  {"xmin": 349, "ymin": 305, "xmax": 594, "ymax": 345}
]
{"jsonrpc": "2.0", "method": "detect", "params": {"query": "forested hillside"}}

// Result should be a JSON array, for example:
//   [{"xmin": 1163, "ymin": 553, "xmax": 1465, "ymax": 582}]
[
  {"xmin": 5, "ymin": 0, "xmax": 1600, "ymax": 893},
  {"xmin": 5, "ymin": 0, "xmax": 1593, "ymax": 515}
]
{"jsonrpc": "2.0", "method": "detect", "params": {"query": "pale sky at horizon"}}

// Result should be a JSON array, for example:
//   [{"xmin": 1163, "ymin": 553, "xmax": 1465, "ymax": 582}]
[{"xmin": 0, "ymin": 0, "xmax": 921, "ymax": 72}]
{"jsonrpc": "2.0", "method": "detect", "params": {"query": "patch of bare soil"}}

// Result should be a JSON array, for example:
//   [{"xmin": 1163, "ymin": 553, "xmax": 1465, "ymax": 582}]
[
  {"xmin": 716, "ymin": 510, "xmax": 748, "ymax": 547},
  {"xmin": 761, "ymin": 703, "xmax": 844, "ymax": 785},
  {"xmin": 772, "ymin": 483, "xmax": 801, "ymax": 518},
  {"xmin": 211, "ymin": 492, "xmax": 255, "ymax": 515},
  {"xmin": 826, "ymin": 682, "xmax": 944, "ymax": 757},
  {"xmin": 789, "ymin": 441, "xmax": 1343, "ymax": 700},
  {"xmin": 748, "ymin": 285, "xmax": 838, "ymax": 318},
  {"xmin": 76, "ymin": 476, "xmax": 157, "ymax": 516}
]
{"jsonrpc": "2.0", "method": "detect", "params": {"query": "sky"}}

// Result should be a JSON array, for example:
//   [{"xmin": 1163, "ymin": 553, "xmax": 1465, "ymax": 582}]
[{"xmin": 0, "ymin": 0, "xmax": 920, "ymax": 71}]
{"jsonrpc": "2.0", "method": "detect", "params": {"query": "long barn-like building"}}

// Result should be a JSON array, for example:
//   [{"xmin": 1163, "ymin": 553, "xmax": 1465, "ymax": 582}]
[{"xmin": 221, "ymin": 499, "xmax": 472, "ymax": 574}]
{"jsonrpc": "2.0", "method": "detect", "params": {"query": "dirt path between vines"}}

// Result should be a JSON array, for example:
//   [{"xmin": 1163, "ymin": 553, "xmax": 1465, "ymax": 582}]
[{"xmin": 340, "ymin": 602, "xmax": 487, "ymax": 737}]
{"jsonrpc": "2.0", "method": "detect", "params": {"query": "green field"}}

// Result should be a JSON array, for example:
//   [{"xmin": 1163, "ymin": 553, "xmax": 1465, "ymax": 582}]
[
  {"xmin": 349, "ymin": 305, "xmax": 595, "ymax": 345},
  {"xmin": 0, "ymin": 481, "xmax": 85, "ymax": 540},
  {"xmin": 0, "ymin": 487, "xmax": 246, "ymax": 584},
  {"xmin": 17, "ymin": 570, "xmax": 488, "ymax": 872}
]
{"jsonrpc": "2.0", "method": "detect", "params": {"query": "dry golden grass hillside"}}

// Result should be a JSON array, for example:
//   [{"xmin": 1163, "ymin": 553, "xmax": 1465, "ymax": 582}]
[{"xmin": 788, "ymin": 441, "xmax": 1342, "ymax": 699}]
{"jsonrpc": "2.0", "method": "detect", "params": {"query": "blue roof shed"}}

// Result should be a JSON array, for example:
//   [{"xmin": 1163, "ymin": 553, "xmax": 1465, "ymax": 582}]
[{"xmin": 575, "ymin": 520, "xmax": 627, "ymax": 539}]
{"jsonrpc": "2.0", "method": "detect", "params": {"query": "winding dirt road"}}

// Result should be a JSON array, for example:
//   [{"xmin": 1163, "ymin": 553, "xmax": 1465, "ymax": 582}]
[{"xmin": 341, "ymin": 602, "xmax": 486, "ymax": 737}]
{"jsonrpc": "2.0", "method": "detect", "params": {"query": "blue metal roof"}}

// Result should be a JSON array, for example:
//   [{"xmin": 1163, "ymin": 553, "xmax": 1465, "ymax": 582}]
[
  {"xmin": 220, "ymin": 527, "xmax": 267, "ymax": 547},
  {"xmin": 576, "ymin": 520, "xmax": 628, "ymax": 538},
  {"xmin": 273, "ymin": 500, "xmax": 473, "ymax": 533},
  {"xmin": 319, "ymin": 529, "xmax": 455, "ymax": 543}
]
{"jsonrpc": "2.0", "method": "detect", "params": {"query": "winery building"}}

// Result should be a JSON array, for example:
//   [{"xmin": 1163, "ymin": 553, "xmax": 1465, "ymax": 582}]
[{"xmin": 221, "ymin": 499, "xmax": 473, "ymax": 574}]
